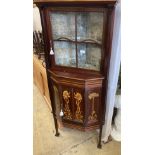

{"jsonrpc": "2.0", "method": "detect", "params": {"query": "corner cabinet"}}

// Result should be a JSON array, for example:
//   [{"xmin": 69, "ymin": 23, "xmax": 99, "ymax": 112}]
[{"xmin": 34, "ymin": 0, "xmax": 117, "ymax": 148}]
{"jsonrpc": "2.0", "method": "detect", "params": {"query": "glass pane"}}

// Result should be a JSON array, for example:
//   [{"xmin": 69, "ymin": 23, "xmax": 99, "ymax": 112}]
[
  {"xmin": 50, "ymin": 12, "xmax": 75, "ymax": 40},
  {"xmin": 77, "ymin": 12, "xmax": 104, "ymax": 43},
  {"xmin": 77, "ymin": 43, "xmax": 102, "ymax": 71},
  {"xmin": 54, "ymin": 41, "xmax": 76, "ymax": 67}
]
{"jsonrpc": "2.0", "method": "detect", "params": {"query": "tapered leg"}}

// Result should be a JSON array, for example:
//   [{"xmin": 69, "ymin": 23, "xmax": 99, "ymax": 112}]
[
  {"xmin": 50, "ymin": 94, "xmax": 60, "ymax": 137},
  {"xmin": 47, "ymin": 76, "xmax": 60, "ymax": 137},
  {"xmin": 97, "ymin": 124, "xmax": 103, "ymax": 149},
  {"xmin": 53, "ymin": 114, "xmax": 60, "ymax": 137},
  {"xmin": 97, "ymin": 88, "xmax": 106, "ymax": 149},
  {"xmin": 38, "ymin": 7, "xmax": 60, "ymax": 138}
]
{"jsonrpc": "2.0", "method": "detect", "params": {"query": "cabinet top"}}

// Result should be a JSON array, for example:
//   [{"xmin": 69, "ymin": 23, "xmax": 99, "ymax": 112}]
[{"xmin": 34, "ymin": 0, "xmax": 117, "ymax": 5}]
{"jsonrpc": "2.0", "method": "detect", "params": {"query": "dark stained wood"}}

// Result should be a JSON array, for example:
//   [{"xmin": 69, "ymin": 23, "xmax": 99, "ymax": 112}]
[
  {"xmin": 46, "ymin": 9, "xmax": 56, "ymax": 67},
  {"xmin": 75, "ymin": 13, "xmax": 78, "ymax": 68},
  {"xmin": 49, "ymin": 7, "xmax": 106, "ymax": 12},
  {"xmin": 38, "ymin": 7, "xmax": 60, "ymax": 137},
  {"xmin": 97, "ymin": 6, "xmax": 116, "ymax": 148},
  {"xmin": 34, "ymin": 0, "xmax": 116, "ymax": 5},
  {"xmin": 34, "ymin": 1, "xmax": 117, "ymax": 11},
  {"xmin": 100, "ymin": 8, "xmax": 108, "ymax": 73},
  {"xmin": 49, "ymin": 70, "xmax": 104, "ymax": 80},
  {"xmin": 51, "ymin": 65, "xmax": 103, "ymax": 75},
  {"xmin": 34, "ymin": 0, "xmax": 117, "ymax": 148},
  {"xmin": 50, "ymin": 70, "xmax": 103, "ymax": 130},
  {"xmin": 63, "ymin": 122, "xmax": 99, "ymax": 131}
]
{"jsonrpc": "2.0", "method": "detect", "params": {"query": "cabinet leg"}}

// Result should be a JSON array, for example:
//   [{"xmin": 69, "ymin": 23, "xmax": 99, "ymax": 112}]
[
  {"xmin": 97, "ymin": 123, "xmax": 103, "ymax": 149},
  {"xmin": 55, "ymin": 133, "xmax": 60, "ymax": 137},
  {"xmin": 51, "ymin": 111, "xmax": 60, "ymax": 137},
  {"xmin": 97, "ymin": 86, "xmax": 106, "ymax": 149},
  {"xmin": 97, "ymin": 143, "xmax": 102, "ymax": 149},
  {"xmin": 54, "ymin": 120, "xmax": 60, "ymax": 137},
  {"xmin": 48, "ymin": 77, "xmax": 60, "ymax": 137},
  {"xmin": 97, "ymin": 124, "xmax": 103, "ymax": 149}
]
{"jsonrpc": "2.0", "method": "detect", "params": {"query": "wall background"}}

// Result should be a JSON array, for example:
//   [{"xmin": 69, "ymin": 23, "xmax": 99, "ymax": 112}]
[{"xmin": 33, "ymin": 5, "xmax": 42, "ymax": 31}]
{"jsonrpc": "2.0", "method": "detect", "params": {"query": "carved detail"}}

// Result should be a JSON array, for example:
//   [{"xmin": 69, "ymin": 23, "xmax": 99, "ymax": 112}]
[
  {"xmin": 74, "ymin": 92, "xmax": 83, "ymax": 122},
  {"xmin": 88, "ymin": 92, "xmax": 99, "ymax": 121},
  {"xmin": 63, "ymin": 90, "xmax": 72, "ymax": 120}
]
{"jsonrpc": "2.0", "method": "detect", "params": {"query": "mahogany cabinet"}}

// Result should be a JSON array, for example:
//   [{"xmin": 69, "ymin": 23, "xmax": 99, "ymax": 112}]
[{"xmin": 34, "ymin": 0, "xmax": 117, "ymax": 148}]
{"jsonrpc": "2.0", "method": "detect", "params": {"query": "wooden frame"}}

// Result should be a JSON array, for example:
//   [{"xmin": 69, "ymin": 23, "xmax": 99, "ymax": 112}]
[
  {"xmin": 46, "ymin": 7, "xmax": 107, "ymax": 75},
  {"xmin": 34, "ymin": 0, "xmax": 116, "ymax": 149}
]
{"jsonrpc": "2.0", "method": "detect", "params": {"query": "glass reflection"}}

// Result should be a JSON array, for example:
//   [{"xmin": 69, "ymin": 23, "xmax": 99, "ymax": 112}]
[
  {"xmin": 54, "ymin": 41, "xmax": 76, "ymax": 67},
  {"xmin": 77, "ymin": 43, "xmax": 101, "ymax": 71},
  {"xmin": 50, "ymin": 12, "xmax": 75, "ymax": 40},
  {"xmin": 77, "ymin": 12, "xmax": 104, "ymax": 43}
]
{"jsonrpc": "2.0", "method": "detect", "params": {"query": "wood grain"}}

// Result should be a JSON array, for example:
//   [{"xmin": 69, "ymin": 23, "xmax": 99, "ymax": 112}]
[{"xmin": 34, "ymin": 0, "xmax": 116, "ymax": 4}]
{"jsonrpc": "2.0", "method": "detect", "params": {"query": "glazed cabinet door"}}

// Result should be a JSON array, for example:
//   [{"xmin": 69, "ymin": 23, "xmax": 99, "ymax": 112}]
[{"xmin": 47, "ymin": 7, "xmax": 107, "ymax": 73}]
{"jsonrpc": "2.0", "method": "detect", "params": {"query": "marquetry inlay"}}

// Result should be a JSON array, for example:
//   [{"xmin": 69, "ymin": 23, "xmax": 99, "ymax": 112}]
[
  {"xmin": 63, "ymin": 90, "xmax": 72, "ymax": 120},
  {"xmin": 88, "ymin": 92, "xmax": 99, "ymax": 121},
  {"xmin": 74, "ymin": 92, "xmax": 83, "ymax": 122}
]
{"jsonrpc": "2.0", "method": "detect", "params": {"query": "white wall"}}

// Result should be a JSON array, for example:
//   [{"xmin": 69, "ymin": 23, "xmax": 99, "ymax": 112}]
[{"xmin": 33, "ymin": 6, "xmax": 42, "ymax": 31}]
